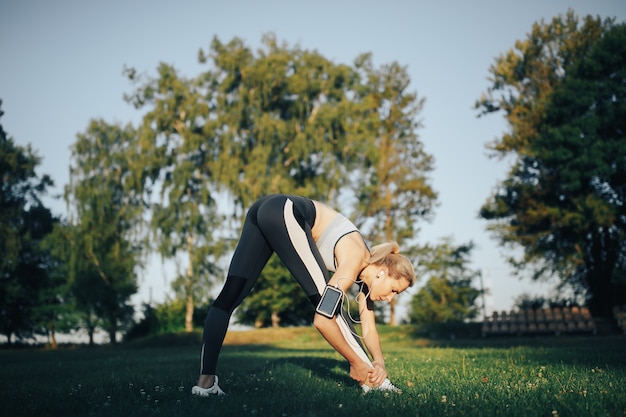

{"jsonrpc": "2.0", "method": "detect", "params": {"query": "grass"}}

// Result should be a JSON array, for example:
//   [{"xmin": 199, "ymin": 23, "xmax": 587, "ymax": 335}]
[{"xmin": 1, "ymin": 326, "xmax": 625, "ymax": 417}]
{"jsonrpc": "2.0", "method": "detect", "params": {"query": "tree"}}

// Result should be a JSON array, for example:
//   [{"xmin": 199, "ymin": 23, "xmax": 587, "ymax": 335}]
[
  {"xmin": 125, "ymin": 63, "xmax": 227, "ymax": 333},
  {"xmin": 0, "ymin": 101, "xmax": 57, "ymax": 344},
  {"xmin": 24, "ymin": 206, "xmax": 69, "ymax": 348},
  {"xmin": 409, "ymin": 239, "xmax": 482, "ymax": 326},
  {"xmin": 0, "ymin": 204, "xmax": 59, "ymax": 345},
  {"xmin": 43, "ymin": 222, "xmax": 98, "ymax": 345},
  {"xmin": 200, "ymin": 33, "xmax": 364, "ymax": 206},
  {"xmin": 476, "ymin": 11, "xmax": 626, "ymax": 315},
  {"xmin": 349, "ymin": 53, "xmax": 437, "ymax": 325},
  {"xmin": 64, "ymin": 120, "xmax": 143, "ymax": 343}
]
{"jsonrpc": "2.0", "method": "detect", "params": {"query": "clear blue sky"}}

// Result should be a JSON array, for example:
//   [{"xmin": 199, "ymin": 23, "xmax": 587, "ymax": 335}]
[{"xmin": 1, "ymin": 0, "xmax": 624, "ymax": 318}]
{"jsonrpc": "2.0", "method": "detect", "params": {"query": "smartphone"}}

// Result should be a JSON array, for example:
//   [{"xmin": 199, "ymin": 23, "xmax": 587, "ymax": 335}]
[{"xmin": 316, "ymin": 285, "xmax": 343, "ymax": 318}]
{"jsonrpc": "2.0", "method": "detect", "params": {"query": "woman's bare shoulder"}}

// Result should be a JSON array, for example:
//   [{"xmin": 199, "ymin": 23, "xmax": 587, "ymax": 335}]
[{"xmin": 335, "ymin": 233, "xmax": 370, "ymax": 266}]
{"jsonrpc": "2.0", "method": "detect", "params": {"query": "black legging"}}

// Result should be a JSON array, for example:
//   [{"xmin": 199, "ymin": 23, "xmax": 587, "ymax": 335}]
[{"xmin": 200, "ymin": 194, "xmax": 371, "ymax": 375}]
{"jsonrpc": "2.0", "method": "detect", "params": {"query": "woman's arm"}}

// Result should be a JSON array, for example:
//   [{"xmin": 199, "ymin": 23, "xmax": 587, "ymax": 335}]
[
  {"xmin": 333, "ymin": 233, "xmax": 387, "ymax": 386},
  {"xmin": 357, "ymin": 291, "xmax": 387, "ymax": 387},
  {"xmin": 313, "ymin": 315, "xmax": 373, "ymax": 383},
  {"xmin": 313, "ymin": 233, "xmax": 373, "ymax": 384}
]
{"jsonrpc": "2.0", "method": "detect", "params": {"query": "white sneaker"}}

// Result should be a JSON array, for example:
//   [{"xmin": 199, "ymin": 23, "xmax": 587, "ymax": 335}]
[
  {"xmin": 361, "ymin": 378, "xmax": 402, "ymax": 394},
  {"xmin": 191, "ymin": 376, "xmax": 226, "ymax": 397}
]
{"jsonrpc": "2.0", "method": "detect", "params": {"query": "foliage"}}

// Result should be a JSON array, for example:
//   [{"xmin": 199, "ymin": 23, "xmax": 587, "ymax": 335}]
[
  {"xmin": 512, "ymin": 292, "xmax": 584, "ymax": 311},
  {"xmin": 28, "ymin": 218, "xmax": 78, "ymax": 348},
  {"xmin": 125, "ymin": 300, "xmax": 210, "ymax": 340},
  {"xmin": 409, "ymin": 239, "xmax": 483, "ymax": 327},
  {"xmin": 125, "ymin": 63, "xmax": 229, "ymax": 332},
  {"xmin": 41, "ymin": 222, "xmax": 98, "ymax": 344},
  {"xmin": 196, "ymin": 33, "xmax": 366, "ymax": 207},
  {"xmin": 64, "ymin": 120, "xmax": 144, "ymax": 343},
  {"xmin": 0, "ymin": 101, "xmax": 59, "ymax": 344},
  {"xmin": 476, "ymin": 11, "xmax": 626, "ymax": 315},
  {"xmin": 350, "ymin": 53, "xmax": 436, "ymax": 240}
]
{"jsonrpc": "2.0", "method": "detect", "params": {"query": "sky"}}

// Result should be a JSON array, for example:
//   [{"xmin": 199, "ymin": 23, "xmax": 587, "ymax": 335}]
[{"xmin": 1, "ymin": 0, "xmax": 625, "ymax": 320}]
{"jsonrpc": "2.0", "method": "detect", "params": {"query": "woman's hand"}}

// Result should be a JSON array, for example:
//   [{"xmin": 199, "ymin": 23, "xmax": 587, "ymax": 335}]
[
  {"xmin": 366, "ymin": 361, "xmax": 387, "ymax": 387},
  {"xmin": 349, "ymin": 361, "xmax": 374, "ymax": 385}
]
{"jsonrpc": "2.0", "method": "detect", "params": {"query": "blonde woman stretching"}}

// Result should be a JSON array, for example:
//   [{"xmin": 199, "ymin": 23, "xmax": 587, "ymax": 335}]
[{"xmin": 192, "ymin": 194, "xmax": 416, "ymax": 396}]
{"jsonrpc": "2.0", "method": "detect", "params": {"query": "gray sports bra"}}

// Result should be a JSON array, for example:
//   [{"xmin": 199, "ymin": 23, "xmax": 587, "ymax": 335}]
[{"xmin": 315, "ymin": 214, "xmax": 362, "ymax": 272}]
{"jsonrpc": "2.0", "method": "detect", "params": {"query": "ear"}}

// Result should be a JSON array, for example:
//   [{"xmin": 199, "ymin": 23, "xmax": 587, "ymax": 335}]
[{"xmin": 377, "ymin": 266, "xmax": 389, "ymax": 278}]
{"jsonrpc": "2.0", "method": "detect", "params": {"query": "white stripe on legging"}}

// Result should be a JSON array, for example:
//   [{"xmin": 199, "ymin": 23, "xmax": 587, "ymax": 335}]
[
  {"xmin": 283, "ymin": 199, "xmax": 327, "ymax": 293},
  {"xmin": 283, "ymin": 199, "xmax": 373, "ymax": 366},
  {"xmin": 336, "ymin": 314, "xmax": 372, "ymax": 365}
]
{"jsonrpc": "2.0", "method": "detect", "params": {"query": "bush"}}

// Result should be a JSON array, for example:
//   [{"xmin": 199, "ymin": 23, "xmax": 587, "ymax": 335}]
[{"xmin": 125, "ymin": 299, "xmax": 211, "ymax": 341}]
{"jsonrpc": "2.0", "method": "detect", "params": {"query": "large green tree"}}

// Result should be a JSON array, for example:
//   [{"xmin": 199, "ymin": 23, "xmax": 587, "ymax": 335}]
[
  {"xmin": 0, "ymin": 101, "xmax": 58, "ymax": 344},
  {"xmin": 64, "ymin": 120, "xmax": 143, "ymax": 343},
  {"xmin": 125, "ymin": 63, "xmax": 227, "ymax": 332},
  {"xmin": 201, "ymin": 33, "xmax": 364, "ymax": 206},
  {"xmin": 476, "ymin": 11, "xmax": 626, "ymax": 315}
]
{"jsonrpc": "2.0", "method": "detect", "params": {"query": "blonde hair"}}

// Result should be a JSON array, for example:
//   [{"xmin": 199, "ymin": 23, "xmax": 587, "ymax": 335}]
[{"xmin": 369, "ymin": 241, "xmax": 416, "ymax": 287}]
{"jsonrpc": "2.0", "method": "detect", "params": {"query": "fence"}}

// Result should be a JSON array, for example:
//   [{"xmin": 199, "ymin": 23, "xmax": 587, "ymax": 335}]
[{"xmin": 481, "ymin": 306, "xmax": 597, "ymax": 337}]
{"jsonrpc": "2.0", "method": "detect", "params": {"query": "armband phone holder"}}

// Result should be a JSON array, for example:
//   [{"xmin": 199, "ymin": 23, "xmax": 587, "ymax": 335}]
[{"xmin": 316, "ymin": 285, "xmax": 343, "ymax": 318}]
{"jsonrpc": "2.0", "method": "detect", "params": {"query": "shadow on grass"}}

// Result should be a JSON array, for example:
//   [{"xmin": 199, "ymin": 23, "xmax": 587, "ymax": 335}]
[
  {"xmin": 275, "ymin": 355, "xmax": 353, "ymax": 385},
  {"xmin": 221, "ymin": 344, "xmax": 351, "ymax": 380}
]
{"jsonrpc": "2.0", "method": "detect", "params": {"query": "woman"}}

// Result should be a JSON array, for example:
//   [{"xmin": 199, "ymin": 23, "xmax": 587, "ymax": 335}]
[{"xmin": 192, "ymin": 194, "xmax": 416, "ymax": 396}]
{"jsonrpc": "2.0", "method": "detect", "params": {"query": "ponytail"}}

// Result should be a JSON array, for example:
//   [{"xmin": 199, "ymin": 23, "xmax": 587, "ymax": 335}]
[{"xmin": 369, "ymin": 241, "xmax": 416, "ymax": 287}]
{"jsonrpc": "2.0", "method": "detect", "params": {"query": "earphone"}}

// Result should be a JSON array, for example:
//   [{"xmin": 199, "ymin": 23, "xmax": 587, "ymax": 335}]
[{"xmin": 334, "ymin": 276, "xmax": 376, "ymax": 339}]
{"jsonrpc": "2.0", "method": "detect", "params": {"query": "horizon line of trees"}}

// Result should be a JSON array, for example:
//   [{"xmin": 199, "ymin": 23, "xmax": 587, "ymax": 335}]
[{"xmin": 2, "ymin": 9, "xmax": 625, "ymax": 346}]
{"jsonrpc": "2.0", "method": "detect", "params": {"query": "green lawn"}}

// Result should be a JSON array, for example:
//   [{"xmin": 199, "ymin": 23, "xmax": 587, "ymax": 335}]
[{"xmin": 1, "ymin": 326, "xmax": 624, "ymax": 417}]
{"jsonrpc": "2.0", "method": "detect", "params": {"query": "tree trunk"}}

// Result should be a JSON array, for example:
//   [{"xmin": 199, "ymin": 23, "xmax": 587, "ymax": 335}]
[
  {"xmin": 587, "ymin": 268, "xmax": 625, "ymax": 317},
  {"xmin": 185, "ymin": 233, "xmax": 195, "ymax": 333},
  {"xmin": 586, "ymin": 234, "xmax": 626, "ymax": 317},
  {"xmin": 185, "ymin": 293, "xmax": 194, "ymax": 333},
  {"xmin": 271, "ymin": 310, "xmax": 281, "ymax": 328},
  {"xmin": 389, "ymin": 299, "xmax": 397, "ymax": 326},
  {"xmin": 109, "ymin": 323, "xmax": 117, "ymax": 344},
  {"xmin": 49, "ymin": 328, "xmax": 57, "ymax": 350}
]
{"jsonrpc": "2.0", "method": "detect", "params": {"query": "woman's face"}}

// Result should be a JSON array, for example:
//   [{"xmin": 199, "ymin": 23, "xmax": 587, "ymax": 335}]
[{"xmin": 368, "ymin": 270, "xmax": 410, "ymax": 303}]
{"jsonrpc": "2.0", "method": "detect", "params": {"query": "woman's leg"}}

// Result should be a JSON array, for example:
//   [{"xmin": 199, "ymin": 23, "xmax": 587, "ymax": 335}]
[
  {"xmin": 254, "ymin": 196, "xmax": 327, "ymax": 301},
  {"xmin": 199, "ymin": 196, "xmax": 275, "ymax": 378}
]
